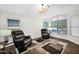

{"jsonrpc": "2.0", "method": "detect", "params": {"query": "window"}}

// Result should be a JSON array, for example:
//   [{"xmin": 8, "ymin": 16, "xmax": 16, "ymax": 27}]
[
  {"xmin": 43, "ymin": 16, "xmax": 67, "ymax": 35},
  {"xmin": 51, "ymin": 21, "xmax": 57, "ymax": 32},
  {"xmin": 57, "ymin": 19, "xmax": 67, "ymax": 34},
  {"xmin": 7, "ymin": 19, "xmax": 20, "ymax": 27},
  {"xmin": 43, "ymin": 22, "xmax": 49, "ymax": 29}
]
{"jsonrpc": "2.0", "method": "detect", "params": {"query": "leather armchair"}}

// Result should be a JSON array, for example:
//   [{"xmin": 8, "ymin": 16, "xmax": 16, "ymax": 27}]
[
  {"xmin": 41, "ymin": 29, "xmax": 50, "ymax": 39},
  {"xmin": 11, "ymin": 30, "xmax": 32, "ymax": 53}
]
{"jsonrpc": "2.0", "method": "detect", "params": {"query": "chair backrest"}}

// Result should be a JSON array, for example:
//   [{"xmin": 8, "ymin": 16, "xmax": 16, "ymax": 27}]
[
  {"xmin": 11, "ymin": 30, "xmax": 25, "ymax": 48},
  {"xmin": 41, "ymin": 29, "xmax": 48, "ymax": 34}
]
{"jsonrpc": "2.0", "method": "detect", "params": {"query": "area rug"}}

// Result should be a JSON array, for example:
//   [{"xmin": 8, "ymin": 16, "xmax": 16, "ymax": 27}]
[
  {"xmin": 36, "ymin": 38, "xmax": 47, "ymax": 43},
  {"xmin": 42, "ymin": 43, "xmax": 63, "ymax": 54}
]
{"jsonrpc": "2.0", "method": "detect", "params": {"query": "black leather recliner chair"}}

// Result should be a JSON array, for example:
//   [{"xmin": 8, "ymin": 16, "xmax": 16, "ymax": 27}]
[
  {"xmin": 11, "ymin": 30, "xmax": 32, "ymax": 53},
  {"xmin": 41, "ymin": 29, "xmax": 50, "ymax": 39}
]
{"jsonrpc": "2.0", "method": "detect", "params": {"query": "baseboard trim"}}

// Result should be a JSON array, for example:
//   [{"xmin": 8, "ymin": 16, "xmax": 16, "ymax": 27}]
[{"xmin": 69, "ymin": 39, "xmax": 79, "ymax": 45}]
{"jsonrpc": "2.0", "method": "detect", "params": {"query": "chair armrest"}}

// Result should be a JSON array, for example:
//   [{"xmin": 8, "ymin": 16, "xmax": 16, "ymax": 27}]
[
  {"xmin": 25, "ymin": 36, "xmax": 30, "ymax": 39},
  {"xmin": 25, "ymin": 36, "xmax": 32, "ymax": 41}
]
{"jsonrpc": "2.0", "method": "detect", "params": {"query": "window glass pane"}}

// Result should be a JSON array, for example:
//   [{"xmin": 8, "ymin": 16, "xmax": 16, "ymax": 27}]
[
  {"xmin": 57, "ymin": 19, "xmax": 67, "ymax": 34},
  {"xmin": 51, "ymin": 21, "xmax": 57, "ymax": 27},
  {"xmin": 8, "ymin": 19, "xmax": 20, "ymax": 27},
  {"xmin": 51, "ymin": 21, "xmax": 58, "ymax": 32},
  {"xmin": 43, "ymin": 22, "xmax": 49, "ymax": 28}
]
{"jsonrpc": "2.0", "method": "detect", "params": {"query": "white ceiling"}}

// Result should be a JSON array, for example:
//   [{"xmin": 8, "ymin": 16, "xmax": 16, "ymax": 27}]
[
  {"xmin": 43, "ymin": 4, "xmax": 79, "ymax": 19},
  {"xmin": 0, "ymin": 4, "xmax": 40, "ymax": 18},
  {"xmin": 0, "ymin": 4, "xmax": 79, "ymax": 18}
]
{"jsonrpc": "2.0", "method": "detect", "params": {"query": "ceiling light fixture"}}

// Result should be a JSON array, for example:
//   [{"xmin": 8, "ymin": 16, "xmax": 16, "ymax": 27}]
[{"xmin": 39, "ymin": 4, "xmax": 47, "ymax": 15}]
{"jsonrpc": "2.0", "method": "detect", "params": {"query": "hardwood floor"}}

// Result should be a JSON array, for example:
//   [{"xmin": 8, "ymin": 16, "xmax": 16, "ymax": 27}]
[
  {"xmin": 0, "ymin": 37, "xmax": 79, "ymax": 54},
  {"xmin": 52, "ymin": 37, "xmax": 79, "ymax": 54}
]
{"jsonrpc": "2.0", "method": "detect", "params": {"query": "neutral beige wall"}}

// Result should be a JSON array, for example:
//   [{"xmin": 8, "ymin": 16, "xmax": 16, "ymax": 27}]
[
  {"xmin": 0, "ymin": 12, "xmax": 42, "ymax": 41},
  {"xmin": 21, "ymin": 17, "xmax": 42, "ymax": 39}
]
